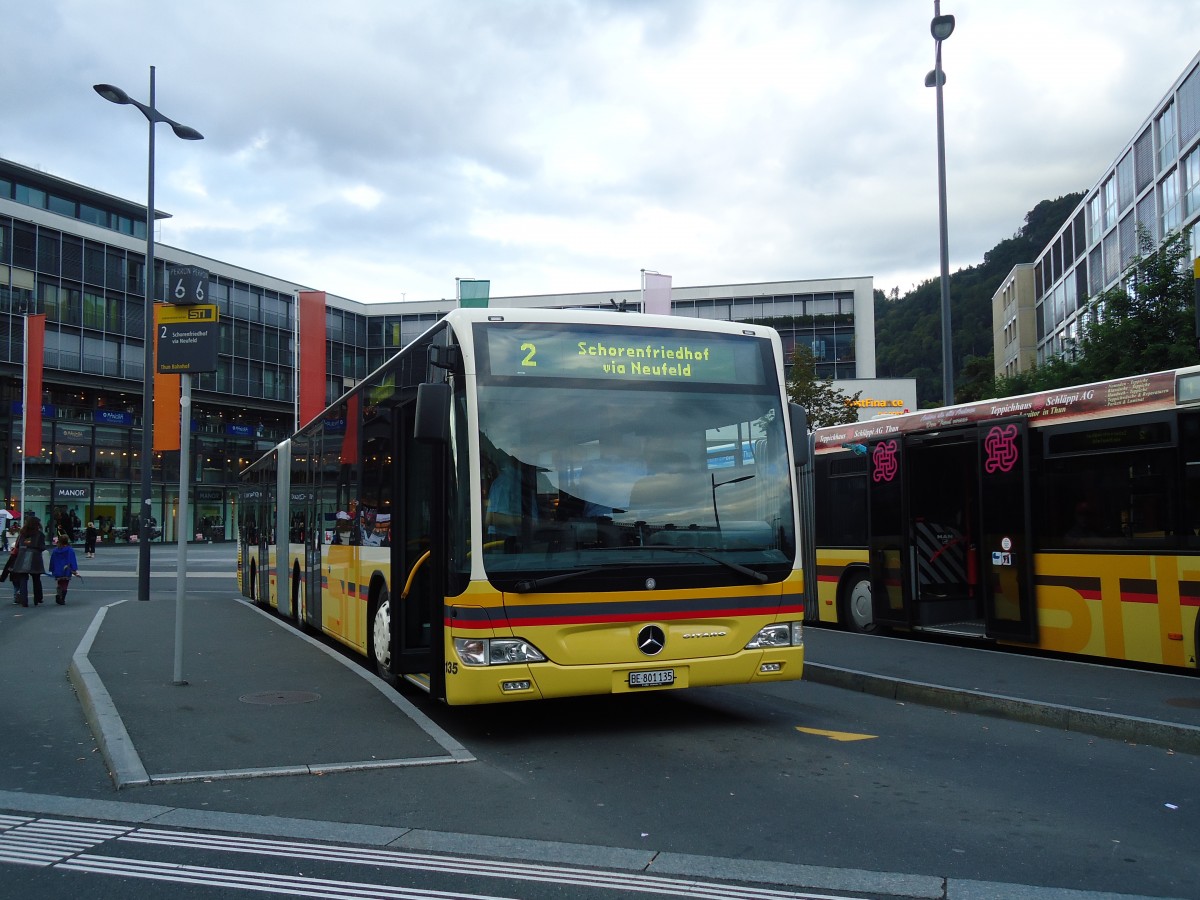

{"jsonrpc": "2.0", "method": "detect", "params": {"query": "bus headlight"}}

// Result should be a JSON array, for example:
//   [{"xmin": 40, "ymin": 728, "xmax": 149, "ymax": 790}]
[
  {"xmin": 745, "ymin": 621, "xmax": 803, "ymax": 649},
  {"xmin": 454, "ymin": 637, "xmax": 547, "ymax": 667}
]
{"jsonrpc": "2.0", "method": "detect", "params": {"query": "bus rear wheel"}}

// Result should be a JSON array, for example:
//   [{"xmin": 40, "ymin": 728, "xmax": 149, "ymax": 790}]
[
  {"xmin": 842, "ymin": 570, "xmax": 878, "ymax": 635},
  {"xmin": 371, "ymin": 587, "xmax": 398, "ymax": 687}
]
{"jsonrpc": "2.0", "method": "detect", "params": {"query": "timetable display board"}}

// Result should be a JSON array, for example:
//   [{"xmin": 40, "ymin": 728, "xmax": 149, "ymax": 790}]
[
  {"xmin": 477, "ymin": 323, "xmax": 769, "ymax": 386},
  {"xmin": 157, "ymin": 303, "xmax": 219, "ymax": 373}
]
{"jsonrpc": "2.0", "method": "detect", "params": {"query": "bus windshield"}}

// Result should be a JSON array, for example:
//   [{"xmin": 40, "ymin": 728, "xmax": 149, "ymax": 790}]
[{"xmin": 477, "ymin": 380, "xmax": 795, "ymax": 579}]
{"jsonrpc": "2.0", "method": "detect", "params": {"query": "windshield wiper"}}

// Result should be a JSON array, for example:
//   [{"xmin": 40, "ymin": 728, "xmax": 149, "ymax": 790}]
[
  {"xmin": 511, "ymin": 567, "xmax": 606, "ymax": 593},
  {"xmin": 664, "ymin": 547, "xmax": 769, "ymax": 584}
]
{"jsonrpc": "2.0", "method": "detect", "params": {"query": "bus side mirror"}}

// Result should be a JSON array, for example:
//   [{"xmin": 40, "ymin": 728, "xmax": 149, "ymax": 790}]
[
  {"xmin": 414, "ymin": 382, "xmax": 451, "ymax": 444},
  {"xmin": 788, "ymin": 403, "xmax": 809, "ymax": 467}
]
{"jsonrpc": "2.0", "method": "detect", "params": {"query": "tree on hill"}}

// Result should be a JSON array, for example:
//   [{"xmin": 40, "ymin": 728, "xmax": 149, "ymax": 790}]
[
  {"xmin": 1071, "ymin": 227, "xmax": 1199, "ymax": 382},
  {"xmin": 786, "ymin": 345, "xmax": 861, "ymax": 428},
  {"xmin": 875, "ymin": 193, "xmax": 1084, "ymax": 407}
]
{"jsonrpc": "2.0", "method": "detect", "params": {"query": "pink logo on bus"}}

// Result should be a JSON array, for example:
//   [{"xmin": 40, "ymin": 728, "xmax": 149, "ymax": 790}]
[
  {"xmin": 872, "ymin": 440, "xmax": 899, "ymax": 483},
  {"xmin": 984, "ymin": 424, "xmax": 1019, "ymax": 473}
]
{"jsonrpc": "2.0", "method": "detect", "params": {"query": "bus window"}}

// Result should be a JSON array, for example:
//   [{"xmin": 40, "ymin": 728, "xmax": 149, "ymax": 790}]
[
  {"xmin": 1041, "ymin": 449, "xmax": 1174, "ymax": 548},
  {"xmin": 815, "ymin": 455, "xmax": 867, "ymax": 547},
  {"xmin": 1180, "ymin": 412, "xmax": 1200, "ymax": 546}
]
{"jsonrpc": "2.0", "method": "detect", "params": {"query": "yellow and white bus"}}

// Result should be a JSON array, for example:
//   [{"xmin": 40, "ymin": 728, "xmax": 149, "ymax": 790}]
[
  {"xmin": 808, "ymin": 367, "xmax": 1200, "ymax": 672},
  {"xmin": 238, "ymin": 307, "xmax": 809, "ymax": 704}
]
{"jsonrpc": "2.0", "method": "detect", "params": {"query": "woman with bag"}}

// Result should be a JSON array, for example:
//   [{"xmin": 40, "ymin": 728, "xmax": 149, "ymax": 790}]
[{"xmin": 11, "ymin": 517, "xmax": 47, "ymax": 607}]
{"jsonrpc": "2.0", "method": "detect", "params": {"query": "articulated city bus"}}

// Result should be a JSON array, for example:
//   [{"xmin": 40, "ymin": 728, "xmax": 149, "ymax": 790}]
[
  {"xmin": 238, "ymin": 307, "xmax": 809, "ymax": 704},
  {"xmin": 808, "ymin": 367, "xmax": 1200, "ymax": 672}
]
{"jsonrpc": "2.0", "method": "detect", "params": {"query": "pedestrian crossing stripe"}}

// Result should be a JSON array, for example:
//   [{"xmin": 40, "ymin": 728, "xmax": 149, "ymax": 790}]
[{"xmin": 795, "ymin": 726, "xmax": 877, "ymax": 742}]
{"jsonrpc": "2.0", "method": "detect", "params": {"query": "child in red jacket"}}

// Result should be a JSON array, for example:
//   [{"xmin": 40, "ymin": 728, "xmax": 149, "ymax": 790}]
[{"xmin": 48, "ymin": 535, "xmax": 79, "ymax": 605}]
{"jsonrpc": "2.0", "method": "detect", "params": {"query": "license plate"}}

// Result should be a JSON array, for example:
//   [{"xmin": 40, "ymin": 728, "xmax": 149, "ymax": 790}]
[{"xmin": 629, "ymin": 668, "xmax": 674, "ymax": 688}]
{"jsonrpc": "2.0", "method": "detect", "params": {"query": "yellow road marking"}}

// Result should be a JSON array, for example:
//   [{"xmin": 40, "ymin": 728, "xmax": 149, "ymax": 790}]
[{"xmin": 795, "ymin": 726, "xmax": 877, "ymax": 742}]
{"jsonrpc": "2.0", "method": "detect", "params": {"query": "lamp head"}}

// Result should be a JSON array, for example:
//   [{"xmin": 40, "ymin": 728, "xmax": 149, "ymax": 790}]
[
  {"xmin": 93, "ymin": 83, "xmax": 132, "ymax": 105},
  {"xmin": 931, "ymin": 14, "xmax": 955, "ymax": 42},
  {"xmin": 171, "ymin": 123, "xmax": 204, "ymax": 141},
  {"xmin": 925, "ymin": 69, "xmax": 946, "ymax": 88}
]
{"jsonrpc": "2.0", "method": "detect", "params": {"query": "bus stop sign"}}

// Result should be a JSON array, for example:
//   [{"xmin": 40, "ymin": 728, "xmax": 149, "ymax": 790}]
[{"xmin": 158, "ymin": 303, "xmax": 218, "ymax": 373}]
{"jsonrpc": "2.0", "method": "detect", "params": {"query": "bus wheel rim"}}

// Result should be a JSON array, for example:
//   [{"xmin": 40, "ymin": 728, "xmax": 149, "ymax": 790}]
[
  {"xmin": 849, "ymin": 579, "xmax": 872, "ymax": 630},
  {"xmin": 372, "ymin": 599, "xmax": 391, "ymax": 669}
]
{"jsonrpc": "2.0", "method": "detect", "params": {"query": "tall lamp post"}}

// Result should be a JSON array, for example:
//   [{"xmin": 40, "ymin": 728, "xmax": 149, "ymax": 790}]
[
  {"xmin": 926, "ymin": 3, "xmax": 955, "ymax": 406},
  {"xmin": 94, "ymin": 68, "xmax": 203, "ymax": 603}
]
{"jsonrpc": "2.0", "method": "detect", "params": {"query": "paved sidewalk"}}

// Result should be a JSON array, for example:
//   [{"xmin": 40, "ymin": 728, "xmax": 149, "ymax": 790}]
[{"xmin": 69, "ymin": 593, "xmax": 472, "ymax": 788}]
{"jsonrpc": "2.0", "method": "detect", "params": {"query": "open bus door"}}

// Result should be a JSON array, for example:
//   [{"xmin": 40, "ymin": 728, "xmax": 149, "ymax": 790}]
[
  {"xmin": 866, "ymin": 420, "xmax": 1038, "ymax": 643},
  {"xmin": 976, "ymin": 418, "xmax": 1038, "ymax": 643},
  {"xmin": 389, "ymin": 392, "xmax": 447, "ymax": 698},
  {"xmin": 868, "ymin": 435, "xmax": 913, "ymax": 627}
]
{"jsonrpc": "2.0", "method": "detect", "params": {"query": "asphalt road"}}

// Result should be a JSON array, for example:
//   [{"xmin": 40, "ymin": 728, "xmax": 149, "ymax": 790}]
[{"xmin": 0, "ymin": 542, "xmax": 1194, "ymax": 900}]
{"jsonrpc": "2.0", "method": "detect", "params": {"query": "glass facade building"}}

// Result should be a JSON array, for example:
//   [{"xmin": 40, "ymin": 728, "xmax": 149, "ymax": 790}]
[
  {"xmin": 0, "ymin": 157, "xmax": 874, "ymax": 545},
  {"xmin": 995, "ymin": 51, "xmax": 1200, "ymax": 376}
]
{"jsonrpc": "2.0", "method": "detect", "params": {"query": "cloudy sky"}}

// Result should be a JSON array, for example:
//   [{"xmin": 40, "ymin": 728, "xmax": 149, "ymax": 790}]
[{"xmin": 4, "ymin": 1, "xmax": 1197, "ymax": 304}]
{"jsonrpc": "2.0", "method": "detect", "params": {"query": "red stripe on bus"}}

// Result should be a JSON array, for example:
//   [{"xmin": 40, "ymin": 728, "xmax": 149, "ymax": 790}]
[
  {"xmin": 1119, "ymin": 592, "xmax": 1158, "ymax": 604},
  {"xmin": 447, "ymin": 603, "xmax": 801, "ymax": 630}
]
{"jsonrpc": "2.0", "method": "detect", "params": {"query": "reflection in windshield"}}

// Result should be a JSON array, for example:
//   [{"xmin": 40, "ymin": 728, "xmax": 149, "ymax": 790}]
[{"xmin": 478, "ymin": 383, "xmax": 795, "ymax": 577}]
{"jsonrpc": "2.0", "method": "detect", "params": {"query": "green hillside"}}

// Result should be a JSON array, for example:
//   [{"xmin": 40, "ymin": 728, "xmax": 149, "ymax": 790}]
[{"xmin": 874, "ymin": 193, "xmax": 1084, "ymax": 407}]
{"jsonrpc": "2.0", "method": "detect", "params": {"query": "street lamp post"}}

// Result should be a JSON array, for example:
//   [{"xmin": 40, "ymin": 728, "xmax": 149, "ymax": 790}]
[
  {"xmin": 926, "ymin": 3, "xmax": 955, "ymax": 407},
  {"xmin": 94, "ymin": 67, "xmax": 203, "ymax": 603}
]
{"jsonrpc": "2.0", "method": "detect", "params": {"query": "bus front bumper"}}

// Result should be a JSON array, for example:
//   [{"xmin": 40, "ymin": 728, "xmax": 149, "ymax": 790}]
[{"xmin": 441, "ymin": 645, "xmax": 804, "ymax": 705}]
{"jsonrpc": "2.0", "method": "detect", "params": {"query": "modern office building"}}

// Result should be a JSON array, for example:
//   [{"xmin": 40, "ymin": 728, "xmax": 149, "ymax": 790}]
[
  {"xmin": 0, "ymin": 157, "xmax": 878, "ymax": 545},
  {"xmin": 994, "ymin": 50, "xmax": 1200, "ymax": 377}
]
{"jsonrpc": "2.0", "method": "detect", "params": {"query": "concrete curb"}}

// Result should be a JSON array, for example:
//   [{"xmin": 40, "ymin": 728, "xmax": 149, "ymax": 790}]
[
  {"xmin": 67, "ymin": 599, "xmax": 151, "ymax": 789},
  {"xmin": 804, "ymin": 662, "xmax": 1200, "ymax": 756}
]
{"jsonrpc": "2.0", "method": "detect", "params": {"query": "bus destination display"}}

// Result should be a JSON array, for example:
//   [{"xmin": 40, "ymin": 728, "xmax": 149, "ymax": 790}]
[{"xmin": 480, "ymin": 324, "xmax": 766, "ymax": 385}]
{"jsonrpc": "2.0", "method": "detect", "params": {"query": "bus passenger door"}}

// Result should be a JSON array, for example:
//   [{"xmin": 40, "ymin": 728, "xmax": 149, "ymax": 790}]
[
  {"xmin": 868, "ymin": 436, "xmax": 913, "ymax": 627},
  {"xmin": 390, "ymin": 401, "xmax": 445, "ymax": 695},
  {"xmin": 977, "ymin": 418, "xmax": 1037, "ymax": 643}
]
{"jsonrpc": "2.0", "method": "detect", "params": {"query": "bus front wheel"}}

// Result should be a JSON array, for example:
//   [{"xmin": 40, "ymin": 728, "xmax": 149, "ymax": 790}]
[
  {"xmin": 371, "ymin": 588, "xmax": 398, "ymax": 687},
  {"xmin": 842, "ymin": 570, "xmax": 878, "ymax": 635}
]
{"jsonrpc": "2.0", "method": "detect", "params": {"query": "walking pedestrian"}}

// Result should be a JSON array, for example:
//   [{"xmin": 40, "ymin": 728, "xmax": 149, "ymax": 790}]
[
  {"xmin": 1, "ymin": 545, "xmax": 16, "ymax": 599},
  {"xmin": 83, "ymin": 521, "xmax": 98, "ymax": 559},
  {"xmin": 11, "ymin": 516, "xmax": 46, "ymax": 607},
  {"xmin": 48, "ymin": 535, "xmax": 79, "ymax": 605},
  {"xmin": 0, "ymin": 509, "xmax": 12, "ymax": 550}
]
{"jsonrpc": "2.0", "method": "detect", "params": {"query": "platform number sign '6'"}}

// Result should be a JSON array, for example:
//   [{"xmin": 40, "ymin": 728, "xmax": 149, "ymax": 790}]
[{"xmin": 168, "ymin": 265, "xmax": 210, "ymax": 305}]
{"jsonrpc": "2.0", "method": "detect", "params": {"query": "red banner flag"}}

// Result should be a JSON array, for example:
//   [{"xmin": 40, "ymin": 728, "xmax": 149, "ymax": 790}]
[
  {"xmin": 23, "ymin": 314, "xmax": 45, "ymax": 458},
  {"xmin": 298, "ymin": 290, "xmax": 328, "ymax": 430}
]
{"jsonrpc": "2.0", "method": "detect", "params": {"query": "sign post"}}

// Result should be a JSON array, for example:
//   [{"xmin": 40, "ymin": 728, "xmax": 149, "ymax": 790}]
[{"xmin": 163, "ymin": 270, "xmax": 216, "ymax": 686}]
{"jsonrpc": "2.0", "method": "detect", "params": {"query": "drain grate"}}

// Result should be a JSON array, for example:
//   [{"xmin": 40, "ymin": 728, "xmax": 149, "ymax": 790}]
[{"xmin": 239, "ymin": 690, "xmax": 321, "ymax": 706}]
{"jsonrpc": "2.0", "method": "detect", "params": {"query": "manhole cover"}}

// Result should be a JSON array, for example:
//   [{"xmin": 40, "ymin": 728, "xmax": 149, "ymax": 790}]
[
  {"xmin": 239, "ymin": 691, "xmax": 321, "ymax": 706},
  {"xmin": 1164, "ymin": 697, "xmax": 1200, "ymax": 709}
]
